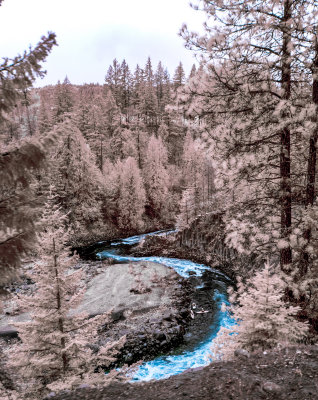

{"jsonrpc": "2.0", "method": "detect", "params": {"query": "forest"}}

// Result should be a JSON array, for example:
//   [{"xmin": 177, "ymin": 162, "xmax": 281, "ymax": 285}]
[{"xmin": 1, "ymin": 0, "xmax": 318, "ymax": 399}]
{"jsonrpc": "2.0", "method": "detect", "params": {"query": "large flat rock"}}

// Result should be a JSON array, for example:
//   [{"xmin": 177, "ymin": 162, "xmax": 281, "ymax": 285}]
[
  {"xmin": 0, "ymin": 261, "xmax": 178, "ymax": 338},
  {"xmin": 73, "ymin": 261, "xmax": 177, "ymax": 316}
]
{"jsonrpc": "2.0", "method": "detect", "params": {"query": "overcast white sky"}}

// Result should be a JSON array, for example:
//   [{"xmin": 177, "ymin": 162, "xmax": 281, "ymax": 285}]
[{"xmin": 0, "ymin": 0, "xmax": 206, "ymax": 87}]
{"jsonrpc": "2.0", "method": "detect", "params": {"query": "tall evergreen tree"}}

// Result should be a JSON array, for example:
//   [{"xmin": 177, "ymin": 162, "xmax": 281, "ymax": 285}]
[
  {"xmin": 139, "ymin": 58, "xmax": 158, "ymax": 126},
  {"xmin": 189, "ymin": 64, "xmax": 197, "ymax": 80},
  {"xmin": 105, "ymin": 59, "xmax": 122, "ymax": 107},
  {"xmin": 213, "ymin": 262, "xmax": 308, "ymax": 359},
  {"xmin": 120, "ymin": 59, "xmax": 132, "ymax": 120},
  {"xmin": 173, "ymin": 62, "xmax": 185, "ymax": 90},
  {"xmin": 155, "ymin": 61, "xmax": 165, "ymax": 114},
  {"xmin": 117, "ymin": 157, "xmax": 146, "ymax": 231},
  {"xmin": 37, "ymin": 93, "xmax": 52, "ymax": 135},
  {"xmin": 0, "ymin": 8, "xmax": 57, "ymax": 289},
  {"xmin": 8, "ymin": 198, "xmax": 123, "ymax": 397},
  {"xmin": 180, "ymin": 0, "xmax": 318, "ymax": 270},
  {"xmin": 50, "ymin": 121, "xmax": 103, "ymax": 233},
  {"xmin": 143, "ymin": 135, "xmax": 170, "ymax": 221},
  {"xmin": 52, "ymin": 77, "xmax": 75, "ymax": 124},
  {"xmin": 131, "ymin": 64, "xmax": 144, "ymax": 115}
]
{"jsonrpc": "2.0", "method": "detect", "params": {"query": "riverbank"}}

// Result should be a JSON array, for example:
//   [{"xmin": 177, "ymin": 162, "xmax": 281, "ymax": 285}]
[
  {"xmin": 48, "ymin": 344, "xmax": 318, "ymax": 400},
  {"xmin": 127, "ymin": 232, "xmax": 237, "ymax": 282},
  {"xmin": 0, "ymin": 259, "xmax": 193, "ymax": 368},
  {"xmin": 86, "ymin": 261, "xmax": 193, "ymax": 368}
]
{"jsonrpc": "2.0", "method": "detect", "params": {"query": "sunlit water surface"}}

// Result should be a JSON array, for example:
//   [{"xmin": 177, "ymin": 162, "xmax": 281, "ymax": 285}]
[{"xmin": 95, "ymin": 230, "xmax": 235, "ymax": 381}]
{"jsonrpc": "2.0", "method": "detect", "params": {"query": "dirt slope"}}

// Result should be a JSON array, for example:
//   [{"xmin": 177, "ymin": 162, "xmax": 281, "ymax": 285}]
[{"xmin": 48, "ymin": 345, "xmax": 318, "ymax": 400}]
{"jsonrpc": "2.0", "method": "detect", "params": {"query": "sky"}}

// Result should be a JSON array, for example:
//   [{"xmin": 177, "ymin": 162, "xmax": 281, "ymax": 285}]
[{"xmin": 0, "ymin": 0, "xmax": 206, "ymax": 87}]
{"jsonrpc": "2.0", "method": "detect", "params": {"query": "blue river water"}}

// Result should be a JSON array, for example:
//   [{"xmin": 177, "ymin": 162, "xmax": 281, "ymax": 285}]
[{"xmin": 96, "ymin": 230, "xmax": 235, "ymax": 381}]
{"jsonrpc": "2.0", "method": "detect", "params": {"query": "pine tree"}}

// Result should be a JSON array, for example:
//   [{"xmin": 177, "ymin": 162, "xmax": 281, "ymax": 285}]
[
  {"xmin": 0, "ymin": 140, "xmax": 50, "ymax": 288},
  {"xmin": 102, "ymin": 89, "xmax": 122, "ymax": 162},
  {"xmin": 8, "ymin": 199, "xmax": 86, "ymax": 394},
  {"xmin": 50, "ymin": 120, "xmax": 103, "ymax": 233},
  {"xmin": 158, "ymin": 122, "xmax": 169, "ymax": 143},
  {"xmin": 0, "ymin": 1, "xmax": 56, "ymax": 288},
  {"xmin": 131, "ymin": 64, "xmax": 143, "ymax": 115},
  {"xmin": 298, "ymin": 30, "xmax": 318, "ymax": 277},
  {"xmin": 155, "ymin": 61, "xmax": 167, "ymax": 117},
  {"xmin": 0, "ymin": 31, "xmax": 56, "ymax": 126},
  {"xmin": 180, "ymin": 0, "xmax": 318, "ymax": 270},
  {"xmin": 37, "ymin": 93, "xmax": 52, "ymax": 135},
  {"xmin": 173, "ymin": 62, "xmax": 185, "ymax": 91},
  {"xmin": 176, "ymin": 187, "xmax": 197, "ymax": 230},
  {"xmin": 75, "ymin": 86, "xmax": 111, "ymax": 170},
  {"xmin": 134, "ymin": 125, "xmax": 149, "ymax": 169},
  {"xmin": 189, "ymin": 64, "xmax": 197, "ymax": 80},
  {"xmin": 103, "ymin": 89, "xmax": 121, "ymax": 137},
  {"xmin": 101, "ymin": 159, "xmax": 120, "ymax": 227},
  {"xmin": 105, "ymin": 59, "xmax": 122, "ymax": 107},
  {"xmin": 212, "ymin": 262, "xmax": 308, "ymax": 359},
  {"xmin": 52, "ymin": 77, "xmax": 75, "ymax": 124},
  {"xmin": 139, "ymin": 58, "xmax": 158, "ymax": 126},
  {"xmin": 75, "ymin": 88, "xmax": 92, "ymax": 141},
  {"xmin": 143, "ymin": 135, "xmax": 170, "ymax": 222},
  {"xmin": 179, "ymin": 131, "xmax": 212, "ymax": 220},
  {"xmin": 8, "ymin": 198, "xmax": 125, "ymax": 397},
  {"xmin": 162, "ymin": 68, "xmax": 171, "ymax": 104},
  {"xmin": 120, "ymin": 59, "xmax": 132, "ymax": 120},
  {"xmin": 121, "ymin": 128, "xmax": 138, "ymax": 160},
  {"xmin": 117, "ymin": 157, "xmax": 146, "ymax": 231}
]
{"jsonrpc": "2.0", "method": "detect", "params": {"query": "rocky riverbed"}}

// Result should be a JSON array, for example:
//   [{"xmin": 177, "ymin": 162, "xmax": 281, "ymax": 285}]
[
  {"xmin": 0, "ymin": 259, "xmax": 193, "ymax": 369},
  {"xmin": 79, "ymin": 260, "xmax": 193, "ymax": 368}
]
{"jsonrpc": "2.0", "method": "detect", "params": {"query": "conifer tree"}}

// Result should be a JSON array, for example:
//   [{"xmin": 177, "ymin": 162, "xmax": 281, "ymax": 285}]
[
  {"xmin": 180, "ymin": 0, "xmax": 318, "ymax": 270},
  {"xmin": 121, "ymin": 128, "xmax": 138, "ymax": 160},
  {"xmin": 50, "ymin": 121, "xmax": 103, "ymax": 233},
  {"xmin": 173, "ymin": 62, "xmax": 185, "ymax": 90},
  {"xmin": 212, "ymin": 262, "xmax": 308, "ymax": 359},
  {"xmin": 105, "ymin": 59, "xmax": 122, "ymax": 107},
  {"xmin": 176, "ymin": 187, "xmax": 197, "ymax": 230},
  {"xmin": 179, "ymin": 131, "xmax": 212, "ymax": 219},
  {"xmin": 52, "ymin": 77, "xmax": 75, "ymax": 124},
  {"xmin": 37, "ymin": 93, "xmax": 52, "ymax": 135},
  {"xmin": 131, "ymin": 64, "xmax": 144, "ymax": 116},
  {"xmin": 75, "ymin": 87, "xmax": 111, "ymax": 170},
  {"xmin": 8, "ymin": 198, "xmax": 125, "ymax": 397},
  {"xmin": 102, "ymin": 89, "xmax": 122, "ymax": 162},
  {"xmin": 134, "ymin": 125, "xmax": 149, "ymax": 169},
  {"xmin": 0, "ymin": 30, "xmax": 56, "ymax": 125},
  {"xmin": 163, "ymin": 68, "xmax": 171, "ymax": 100},
  {"xmin": 75, "ymin": 89, "xmax": 92, "ymax": 141},
  {"xmin": 139, "ymin": 58, "xmax": 158, "ymax": 126},
  {"xmin": 101, "ymin": 159, "xmax": 120, "ymax": 226},
  {"xmin": 117, "ymin": 157, "xmax": 146, "ymax": 231},
  {"xmin": 0, "ymin": 0, "xmax": 57, "ymax": 294},
  {"xmin": 8, "ymin": 199, "xmax": 86, "ymax": 394},
  {"xmin": 143, "ymin": 135, "xmax": 170, "ymax": 222},
  {"xmin": 103, "ymin": 89, "xmax": 121, "ymax": 135},
  {"xmin": 155, "ymin": 61, "xmax": 171, "ymax": 118},
  {"xmin": 189, "ymin": 64, "xmax": 197, "ymax": 80},
  {"xmin": 120, "ymin": 59, "xmax": 132, "ymax": 120},
  {"xmin": 157, "ymin": 122, "xmax": 169, "ymax": 144}
]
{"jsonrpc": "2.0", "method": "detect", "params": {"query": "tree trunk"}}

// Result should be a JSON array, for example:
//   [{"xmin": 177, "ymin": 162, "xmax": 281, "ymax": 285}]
[
  {"xmin": 53, "ymin": 238, "xmax": 68, "ymax": 374},
  {"xmin": 299, "ymin": 29, "xmax": 318, "ymax": 277},
  {"xmin": 280, "ymin": 0, "xmax": 293, "ymax": 269}
]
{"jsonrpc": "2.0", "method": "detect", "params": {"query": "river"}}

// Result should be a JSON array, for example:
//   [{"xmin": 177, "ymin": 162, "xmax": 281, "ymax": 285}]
[{"xmin": 81, "ymin": 230, "xmax": 235, "ymax": 382}]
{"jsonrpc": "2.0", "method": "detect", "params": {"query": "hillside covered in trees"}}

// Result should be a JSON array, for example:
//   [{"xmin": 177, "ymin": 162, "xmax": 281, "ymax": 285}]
[
  {"xmin": 1, "ymin": 0, "xmax": 318, "ymax": 399},
  {"xmin": 1, "ymin": 57, "xmax": 212, "ymax": 245}
]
